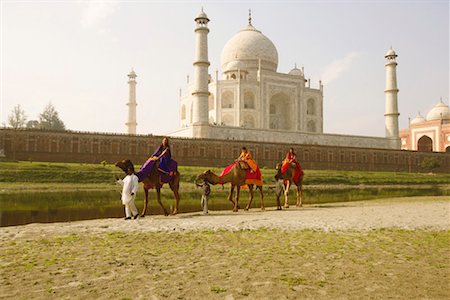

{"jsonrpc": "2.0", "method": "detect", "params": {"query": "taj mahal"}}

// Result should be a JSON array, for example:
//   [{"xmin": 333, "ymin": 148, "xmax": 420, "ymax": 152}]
[
  {"xmin": 180, "ymin": 11, "xmax": 324, "ymax": 134},
  {"xmin": 127, "ymin": 9, "xmax": 407, "ymax": 150}
]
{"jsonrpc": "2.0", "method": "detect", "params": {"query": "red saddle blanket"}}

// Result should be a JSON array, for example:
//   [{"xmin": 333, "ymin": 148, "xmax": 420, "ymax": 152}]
[
  {"xmin": 219, "ymin": 162, "xmax": 263, "ymax": 186},
  {"xmin": 281, "ymin": 161, "xmax": 303, "ymax": 183}
]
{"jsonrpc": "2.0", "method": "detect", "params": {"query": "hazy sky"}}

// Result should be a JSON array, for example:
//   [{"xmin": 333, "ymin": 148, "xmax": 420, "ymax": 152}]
[{"xmin": 1, "ymin": 0, "xmax": 449, "ymax": 137}]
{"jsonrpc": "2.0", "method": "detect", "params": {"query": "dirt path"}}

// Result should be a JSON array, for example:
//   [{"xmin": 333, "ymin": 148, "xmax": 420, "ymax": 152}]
[{"xmin": 1, "ymin": 196, "xmax": 448, "ymax": 240}]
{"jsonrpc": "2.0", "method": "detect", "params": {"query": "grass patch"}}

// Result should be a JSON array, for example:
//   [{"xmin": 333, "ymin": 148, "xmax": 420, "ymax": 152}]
[{"xmin": 1, "ymin": 161, "xmax": 449, "ymax": 185}]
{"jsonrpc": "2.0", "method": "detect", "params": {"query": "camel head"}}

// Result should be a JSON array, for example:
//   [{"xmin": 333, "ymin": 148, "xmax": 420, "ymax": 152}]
[
  {"xmin": 274, "ymin": 163, "xmax": 283, "ymax": 180},
  {"xmin": 115, "ymin": 159, "xmax": 135, "ymax": 174},
  {"xmin": 196, "ymin": 170, "xmax": 218, "ymax": 184}
]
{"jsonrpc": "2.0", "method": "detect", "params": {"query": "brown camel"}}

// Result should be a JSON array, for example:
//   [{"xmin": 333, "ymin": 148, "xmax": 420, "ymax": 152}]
[
  {"xmin": 196, "ymin": 165, "xmax": 264, "ymax": 212},
  {"xmin": 115, "ymin": 159, "xmax": 180, "ymax": 216},
  {"xmin": 275, "ymin": 162, "xmax": 304, "ymax": 208}
]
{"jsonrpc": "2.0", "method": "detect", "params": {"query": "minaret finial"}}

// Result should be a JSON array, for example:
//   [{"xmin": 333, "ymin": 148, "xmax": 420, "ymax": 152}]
[{"xmin": 248, "ymin": 9, "xmax": 252, "ymax": 25}]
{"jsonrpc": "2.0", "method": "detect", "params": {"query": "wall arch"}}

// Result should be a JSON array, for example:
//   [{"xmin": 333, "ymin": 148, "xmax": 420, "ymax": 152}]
[
  {"xmin": 242, "ymin": 114, "xmax": 255, "ymax": 128},
  {"xmin": 221, "ymin": 114, "xmax": 234, "ymax": 126},
  {"xmin": 221, "ymin": 91, "xmax": 234, "ymax": 109},
  {"xmin": 244, "ymin": 91, "xmax": 255, "ymax": 109},
  {"xmin": 307, "ymin": 98, "xmax": 315, "ymax": 115},
  {"xmin": 307, "ymin": 120, "xmax": 316, "ymax": 132},
  {"xmin": 269, "ymin": 93, "xmax": 292, "ymax": 130},
  {"xmin": 417, "ymin": 135, "xmax": 433, "ymax": 152}
]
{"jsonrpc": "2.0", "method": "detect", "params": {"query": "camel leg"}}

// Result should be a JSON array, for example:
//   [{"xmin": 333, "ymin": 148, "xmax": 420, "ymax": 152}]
[
  {"xmin": 141, "ymin": 187, "xmax": 149, "ymax": 217},
  {"xmin": 169, "ymin": 181, "xmax": 180, "ymax": 215},
  {"xmin": 171, "ymin": 189, "xmax": 180, "ymax": 215},
  {"xmin": 156, "ymin": 187, "xmax": 169, "ymax": 216},
  {"xmin": 245, "ymin": 185, "xmax": 254, "ymax": 211},
  {"xmin": 228, "ymin": 185, "xmax": 236, "ymax": 209},
  {"xmin": 275, "ymin": 181, "xmax": 283, "ymax": 210},
  {"xmin": 259, "ymin": 186, "xmax": 265, "ymax": 211},
  {"xmin": 284, "ymin": 181, "xmax": 291, "ymax": 208},
  {"xmin": 296, "ymin": 182, "xmax": 303, "ymax": 207},
  {"xmin": 234, "ymin": 185, "xmax": 240, "ymax": 212}
]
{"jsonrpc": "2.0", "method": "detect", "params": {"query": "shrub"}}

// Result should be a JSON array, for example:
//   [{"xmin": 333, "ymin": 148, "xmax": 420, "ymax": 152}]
[{"xmin": 420, "ymin": 158, "xmax": 440, "ymax": 173}]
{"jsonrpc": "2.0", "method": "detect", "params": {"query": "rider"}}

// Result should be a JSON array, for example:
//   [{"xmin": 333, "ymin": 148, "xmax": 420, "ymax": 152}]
[
  {"xmin": 236, "ymin": 146, "xmax": 258, "ymax": 173},
  {"xmin": 281, "ymin": 147, "xmax": 302, "ymax": 176},
  {"xmin": 149, "ymin": 137, "xmax": 173, "ymax": 175}
]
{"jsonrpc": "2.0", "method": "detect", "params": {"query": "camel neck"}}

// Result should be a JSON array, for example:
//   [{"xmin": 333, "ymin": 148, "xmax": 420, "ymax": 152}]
[
  {"xmin": 206, "ymin": 172, "xmax": 221, "ymax": 185},
  {"xmin": 218, "ymin": 171, "xmax": 233, "ymax": 184}
]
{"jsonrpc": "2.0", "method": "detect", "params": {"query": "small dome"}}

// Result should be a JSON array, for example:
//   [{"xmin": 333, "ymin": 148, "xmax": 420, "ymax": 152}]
[
  {"xmin": 128, "ymin": 69, "xmax": 137, "ymax": 77},
  {"xmin": 426, "ymin": 100, "xmax": 450, "ymax": 121},
  {"xmin": 195, "ymin": 9, "xmax": 209, "ymax": 21},
  {"xmin": 288, "ymin": 67, "xmax": 303, "ymax": 76},
  {"xmin": 221, "ymin": 24, "xmax": 278, "ymax": 72},
  {"xmin": 225, "ymin": 60, "xmax": 247, "ymax": 72},
  {"xmin": 385, "ymin": 48, "xmax": 397, "ymax": 58},
  {"xmin": 410, "ymin": 113, "xmax": 426, "ymax": 125}
]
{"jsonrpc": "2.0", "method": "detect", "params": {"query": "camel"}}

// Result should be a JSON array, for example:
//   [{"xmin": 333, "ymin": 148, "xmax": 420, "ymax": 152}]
[
  {"xmin": 275, "ymin": 162, "xmax": 304, "ymax": 208},
  {"xmin": 115, "ymin": 159, "xmax": 180, "ymax": 216},
  {"xmin": 196, "ymin": 165, "xmax": 264, "ymax": 212}
]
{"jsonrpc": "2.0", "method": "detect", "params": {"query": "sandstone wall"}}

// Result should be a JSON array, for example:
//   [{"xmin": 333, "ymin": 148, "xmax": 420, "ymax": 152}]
[{"xmin": 1, "ymin": 128, "xmax": 448, "ymax": 173}]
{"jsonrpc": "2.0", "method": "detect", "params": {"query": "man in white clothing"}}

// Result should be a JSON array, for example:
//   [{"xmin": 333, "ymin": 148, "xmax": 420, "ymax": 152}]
[{"xmin": 117, "ymin": 165, "xmax": 139, "ymax": 220}]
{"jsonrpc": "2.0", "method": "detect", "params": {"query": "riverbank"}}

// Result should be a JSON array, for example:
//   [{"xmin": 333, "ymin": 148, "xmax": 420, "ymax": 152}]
[{"xmin": 2, "ymin": 196, "xmax": 448, "ymax": 238}]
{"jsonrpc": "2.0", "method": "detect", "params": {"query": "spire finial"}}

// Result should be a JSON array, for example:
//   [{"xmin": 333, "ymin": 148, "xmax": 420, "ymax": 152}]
[
  {"xmin": 248, "ymin": 9, "xmax": 252, "ymax": 25},
  {"xmin": 294, "ymin": 62, "xmax": 297, "ymax": 69}
]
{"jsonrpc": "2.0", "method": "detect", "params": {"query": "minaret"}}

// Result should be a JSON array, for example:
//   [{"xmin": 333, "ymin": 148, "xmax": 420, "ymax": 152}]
[
  {"xmin": 191, "ymin": 8, "xmax": 210, "ymax": 124},
  {"xmin": 126, "ymin": 69, "xmax": 137, "ymax": 135},
  {"xmin": 384, "ymin": 48, "xmax": 400, "ymax": 147}
]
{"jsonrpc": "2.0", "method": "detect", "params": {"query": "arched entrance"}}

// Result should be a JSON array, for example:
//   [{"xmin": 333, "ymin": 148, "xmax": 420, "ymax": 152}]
[
  {"xmin": 269, "ymin": 92, "xmax": 293, "ymax": 130},
  {"xmin": 417, "ymin": 136, "xmax": 433, "ymax": 152}
]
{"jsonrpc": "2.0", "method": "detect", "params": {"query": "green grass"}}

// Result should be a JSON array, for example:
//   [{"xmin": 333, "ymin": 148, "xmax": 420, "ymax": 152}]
[{"xmin": 1, "ymin": 161, "xmax": 449, "ymax": 185}]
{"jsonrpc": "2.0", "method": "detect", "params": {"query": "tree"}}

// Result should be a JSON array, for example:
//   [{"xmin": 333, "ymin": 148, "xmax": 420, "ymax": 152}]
[
  {"xmin": 26, "ymin": 120, "xmax": 40, "ymax": 129},
  {"xmin": 38, "ymin": 103, "xmax": 66, "ymax": 131},
  {"xmin": 420, "ymin": 157, "xmax": 440, "ymax": 173},
  {"xmin": 8, "ymin": 105, "xmax": 27, "ymax": 129}
]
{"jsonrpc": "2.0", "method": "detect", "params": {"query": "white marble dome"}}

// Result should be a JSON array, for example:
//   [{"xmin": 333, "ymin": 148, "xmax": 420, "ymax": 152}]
[
  {"xmin": 224, "ymin": 60, "xmax": 247, "ymax": 72},
  {"xmin": 221, "ymin": 24, "xmax": 278, "ymax": 72},
  {"xmin": 410, "ymin": 113, "xmax": 426, "ymax": 125},
  {"xmin": 288, "ymin": 67, "xmax": 303, "ymax": 76},
  {"xmin": 426, "ymin": 101, "xmax": 450, "ymax": 121}
]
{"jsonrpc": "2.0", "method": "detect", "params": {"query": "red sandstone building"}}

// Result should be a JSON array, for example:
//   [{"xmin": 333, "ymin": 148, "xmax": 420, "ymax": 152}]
[{"xmin": 400, "ymin": 100, "xmax": 450, "ymax": 152}]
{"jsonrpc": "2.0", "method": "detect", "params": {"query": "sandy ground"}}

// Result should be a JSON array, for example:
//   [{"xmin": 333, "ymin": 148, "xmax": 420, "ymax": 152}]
[
  {"xmin": 1, "ymin": 196, "xmax": 449, "ymax": 300},
  {"xmin": 1, "ymin": 196, "xmax": 448, "ymax": 240}
]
